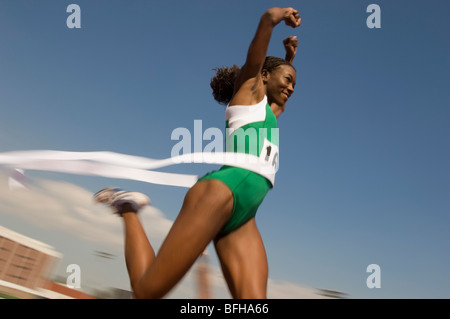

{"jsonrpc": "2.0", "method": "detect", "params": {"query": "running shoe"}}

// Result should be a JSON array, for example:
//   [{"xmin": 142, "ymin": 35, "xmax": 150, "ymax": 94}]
[{"xmin": 94, "ymin": 187, "xmax": 150, "ymax": 214}]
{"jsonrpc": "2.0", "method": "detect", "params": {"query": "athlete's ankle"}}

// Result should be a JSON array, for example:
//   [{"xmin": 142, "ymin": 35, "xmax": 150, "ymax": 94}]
[{"xmin": 117, "ymin": 203, "xmax": 139, "ymax": 215}]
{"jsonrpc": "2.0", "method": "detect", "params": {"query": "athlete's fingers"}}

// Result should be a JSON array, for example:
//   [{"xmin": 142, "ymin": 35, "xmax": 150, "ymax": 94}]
[
  {"xmin": 283, "ymin": 36, "xmax": 298, "ymax": 47},
  {"xmin": 285, "ymin": 9, "xmax": 301, "ymax": 28}
]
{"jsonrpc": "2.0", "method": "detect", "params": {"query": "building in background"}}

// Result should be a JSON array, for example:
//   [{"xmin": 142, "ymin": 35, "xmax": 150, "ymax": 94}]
[{"xmin": 0, "ymin": 225, "xmax": 94, "ymax": 299}]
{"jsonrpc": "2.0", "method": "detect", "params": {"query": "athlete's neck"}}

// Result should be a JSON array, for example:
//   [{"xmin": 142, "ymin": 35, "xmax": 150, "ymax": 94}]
[{"xmin": 270, "ymin": 103, "xmax": 285, "ymax": 118}]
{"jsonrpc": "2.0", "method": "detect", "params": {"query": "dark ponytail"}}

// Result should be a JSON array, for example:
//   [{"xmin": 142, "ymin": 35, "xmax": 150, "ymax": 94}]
[{"xmin": 210, "ymin": 64, "xmax": 240, "ymax": 105}]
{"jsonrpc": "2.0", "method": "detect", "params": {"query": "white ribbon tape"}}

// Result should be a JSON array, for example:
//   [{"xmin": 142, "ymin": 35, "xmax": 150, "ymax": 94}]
[{"xmin": 0, "ymin": 150, "xmax": 276, "ymax": 188}]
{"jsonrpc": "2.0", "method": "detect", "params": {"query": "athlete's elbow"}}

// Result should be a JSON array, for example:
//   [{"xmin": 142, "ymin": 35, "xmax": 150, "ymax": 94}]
[{"xmin": 261, "ymin": 7, "xmax": 282, "ymax": 26}]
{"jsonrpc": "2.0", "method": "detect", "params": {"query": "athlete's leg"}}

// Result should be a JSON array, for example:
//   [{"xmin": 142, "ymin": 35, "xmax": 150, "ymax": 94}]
[
  {"xmin": 120, "ymin": 179, "xmax": 234, "ymax": 299},
  {"xmin": 120, "ymin": 208, "xmax": 155, "ymax": 292},
  {"xmin": 214, "ymin": 218, "xmax": 269, "ymax": 298}
]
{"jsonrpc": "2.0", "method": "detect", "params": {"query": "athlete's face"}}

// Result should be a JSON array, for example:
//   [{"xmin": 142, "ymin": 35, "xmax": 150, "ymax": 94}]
[{"xmin": 264, "ymin": 65, "xmax": 296, "ymax": 109}]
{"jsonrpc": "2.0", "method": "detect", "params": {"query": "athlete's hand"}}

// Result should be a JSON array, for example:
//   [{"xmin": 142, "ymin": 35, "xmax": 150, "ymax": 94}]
[
  {"xmin": 265, "ymin": 7, "xmax": 301, "ymax": 28},
  {"xmin": 284, "ymin": 36, "xmax": 298, "ymax": 63},
  {"xmin": 283, "ymin": 8, "xmax": 301, "ymax": 28}
]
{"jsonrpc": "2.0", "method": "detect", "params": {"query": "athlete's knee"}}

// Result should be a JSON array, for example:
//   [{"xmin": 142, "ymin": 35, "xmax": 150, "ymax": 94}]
[
  {"xmin": 132, "ymin": 280, "xmax": 167, "ymax": 299},
  {"xmin": 236, "ymin": 284, "xmax": 267, "ymax": 299},
  {"xmin": 133, "ymin": 290, "xmax": 164, "ymax": 299}
]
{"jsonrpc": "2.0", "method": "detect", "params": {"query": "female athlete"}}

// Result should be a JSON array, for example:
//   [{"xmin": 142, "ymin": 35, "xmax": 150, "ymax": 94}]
[{"xmin": 96, "ymin": 7, "xmax": 301, "ymax": 299}]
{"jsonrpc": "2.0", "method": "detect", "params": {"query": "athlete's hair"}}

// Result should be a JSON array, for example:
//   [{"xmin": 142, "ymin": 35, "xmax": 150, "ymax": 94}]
[{"xmin": 210, "ymin": 56, "xmax": 295, "ymax": 105}]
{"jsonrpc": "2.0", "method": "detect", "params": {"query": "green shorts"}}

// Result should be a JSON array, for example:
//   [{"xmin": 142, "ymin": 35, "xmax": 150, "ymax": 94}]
[{"xmin": 198, "ymin": 165, "xmax": 271, "ymax": 236}]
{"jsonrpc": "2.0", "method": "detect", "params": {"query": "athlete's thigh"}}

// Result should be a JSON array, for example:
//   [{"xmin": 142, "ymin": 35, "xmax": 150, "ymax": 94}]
[
  {"xmin": 138, "ymin": 179, "xmax": 233, "ymax": 298},
  {"xmin": 214, "ymin": 218, "xmax": 268, "ymax": 299}
]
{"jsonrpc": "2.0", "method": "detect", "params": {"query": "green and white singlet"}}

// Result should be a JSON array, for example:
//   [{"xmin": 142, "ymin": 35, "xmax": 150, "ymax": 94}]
[{"xmin": 199, "ymin": 96, "xmax": 279, "ymax": 236}]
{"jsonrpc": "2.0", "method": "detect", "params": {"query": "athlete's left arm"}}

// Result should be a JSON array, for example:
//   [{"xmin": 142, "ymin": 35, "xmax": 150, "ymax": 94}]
[{"xmin": 283, "ymin": 36, "xmax": 298, "ymax": 64}]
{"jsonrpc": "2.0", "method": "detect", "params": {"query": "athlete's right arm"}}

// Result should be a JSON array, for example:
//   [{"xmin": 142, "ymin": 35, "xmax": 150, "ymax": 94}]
[{"xmin": 230, "ymin": 7, "xmax": 301, "ymax": 105}]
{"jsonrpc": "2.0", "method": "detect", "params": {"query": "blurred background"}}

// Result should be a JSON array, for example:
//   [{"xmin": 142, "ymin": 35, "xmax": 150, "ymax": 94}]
[{"xmin": 0, "ymin": 0, "xmax": 449, "ymax": 299}]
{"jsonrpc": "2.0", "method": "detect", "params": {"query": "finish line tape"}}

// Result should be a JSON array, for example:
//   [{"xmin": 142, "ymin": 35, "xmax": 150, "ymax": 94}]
[{"xmin": 0, "ymin": 150, "xmax": 277, "ymax": 188}]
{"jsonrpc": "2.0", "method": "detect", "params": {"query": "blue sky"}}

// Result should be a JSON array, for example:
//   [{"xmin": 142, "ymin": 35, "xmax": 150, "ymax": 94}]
[{"xmin": 0, "ymin": 0, "xmax": 449, "ymax": 298}]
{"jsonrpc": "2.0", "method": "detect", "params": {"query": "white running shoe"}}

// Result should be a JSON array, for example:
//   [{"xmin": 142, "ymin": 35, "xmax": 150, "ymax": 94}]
[{"xmin": 94, "ymin": 187, "xmax": 150, "ymax": 215}]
